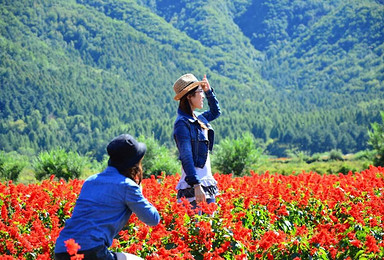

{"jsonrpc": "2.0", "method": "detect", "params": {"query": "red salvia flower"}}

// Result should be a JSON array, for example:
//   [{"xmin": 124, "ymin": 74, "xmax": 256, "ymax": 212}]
[
  {"xmin": 64, "ymin": 239, "xmax": 81, "ymax": 255},
  {"xmin": 1, "ymin": 167, "xmax": 384, "ymax": 259},
  {"xmin": 365, "ymin": 235, "xmax": 380, "ymax": 253}
]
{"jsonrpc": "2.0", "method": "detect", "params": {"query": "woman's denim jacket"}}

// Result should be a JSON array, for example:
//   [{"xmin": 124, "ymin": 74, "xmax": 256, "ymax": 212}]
[{"xmin": 173, "ymin": 88, "xmax": 221, "ymax": 186}]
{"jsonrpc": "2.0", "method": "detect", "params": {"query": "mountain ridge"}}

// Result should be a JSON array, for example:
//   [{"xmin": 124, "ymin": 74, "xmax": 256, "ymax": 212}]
[{"xmin": 0, "ymin": 0, "xmax": 383, "ymax": 158}]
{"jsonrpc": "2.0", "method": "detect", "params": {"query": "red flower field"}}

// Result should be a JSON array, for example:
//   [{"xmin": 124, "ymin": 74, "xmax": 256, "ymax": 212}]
[{"xmin": 1, "ymin": 166, "xmax": 383, "ymax": 259}]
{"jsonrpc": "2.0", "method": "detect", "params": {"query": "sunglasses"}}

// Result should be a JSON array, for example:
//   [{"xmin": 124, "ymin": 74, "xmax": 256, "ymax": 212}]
[{"xmin": 194, "ymin": 86, "xmax": 204, "ymax": 93}]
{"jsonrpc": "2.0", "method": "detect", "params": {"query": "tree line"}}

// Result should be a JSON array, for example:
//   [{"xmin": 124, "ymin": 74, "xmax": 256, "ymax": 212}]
[{"xmin": 2, "ymin": 111, "xmax": 383, "ymax": 183}]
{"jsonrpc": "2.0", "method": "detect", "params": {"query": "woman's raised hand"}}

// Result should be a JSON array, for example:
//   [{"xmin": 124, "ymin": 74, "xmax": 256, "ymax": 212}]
[{"xmin": 201, "ymin": 74, "xmax": 211, "ymax": 92}]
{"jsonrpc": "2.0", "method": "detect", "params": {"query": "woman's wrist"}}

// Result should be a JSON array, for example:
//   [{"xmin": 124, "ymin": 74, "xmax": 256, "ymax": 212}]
[{"xmin": 204, "ymin": 87, "xmax": 214, "ymax": 97}]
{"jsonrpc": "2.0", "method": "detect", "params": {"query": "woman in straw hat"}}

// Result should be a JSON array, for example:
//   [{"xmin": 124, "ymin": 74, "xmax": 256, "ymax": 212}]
[
  {"xmin": 54, "ymin": 134, "xmax": 160, "ymax": 260},
  {"xmin": 173, "ymin": 73, "xmax": 221, "ymax": 208}
]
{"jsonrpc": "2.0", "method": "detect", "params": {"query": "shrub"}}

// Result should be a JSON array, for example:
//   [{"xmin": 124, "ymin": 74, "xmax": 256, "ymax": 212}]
[
  {"xmin": 286, "ymin": 148, "xmax": 311, "ymax": 162},
  {"xmin": 33, "ymin": 148, "xmax": 88, "ymax": 181},
  {"xmin": 0, "ymin": 151, "xmax": 26, "ymax": 181},
  {"xmin": 368, "ymin": 111, "xmax": 384, "ymax": 166},
  {"xmin": 329, "ymin": 149, "xmax": 344, "ymax": 161},
  {"xmin": 305, "ymin": 152, "xmax": 321, "ymax": 163},
  {"xmin": 212, "ymin": 132, "xmax": 265, "ymax": 176},
  {"xmin": 137, "ymin": 135, "xmax": 180, "ymax": 178},
  {"xmin": 353, "ymin": 149, "xmax": 375, "ymax": 161},
  {"xmin": 337, "ymin": 164, "xmax": 356, "ymax": 175}
]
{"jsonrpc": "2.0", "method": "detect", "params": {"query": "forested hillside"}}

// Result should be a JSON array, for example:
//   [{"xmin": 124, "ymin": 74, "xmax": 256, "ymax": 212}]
[{"xmin": 1, "ymin": 0, "xmax": 383, "ymax": 159}]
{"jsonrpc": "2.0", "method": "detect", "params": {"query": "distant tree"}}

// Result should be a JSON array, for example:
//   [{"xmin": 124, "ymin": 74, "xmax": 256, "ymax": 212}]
[
  {"xmin": 368, "ymin": 111, "xmax": 384, "ymax": 166},
  {"xmin": 323, "ymin": 133, "xmax": 337, "ymax": 152}
]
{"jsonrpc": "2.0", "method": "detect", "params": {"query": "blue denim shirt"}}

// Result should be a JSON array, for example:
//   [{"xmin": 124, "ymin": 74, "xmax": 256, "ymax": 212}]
[
  {"xmin": 54, "ymin": 167, "xmax": 160, "ymax": 253},
  {"xmin": 173, "ymin": 88, "xmax": 221, "ymax": 186}
]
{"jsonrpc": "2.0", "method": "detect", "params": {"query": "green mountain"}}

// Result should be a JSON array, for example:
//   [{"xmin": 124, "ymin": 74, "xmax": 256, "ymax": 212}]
[{"xmin": 1, "ymin": 0, "xmax": 383, "ymax": 159}]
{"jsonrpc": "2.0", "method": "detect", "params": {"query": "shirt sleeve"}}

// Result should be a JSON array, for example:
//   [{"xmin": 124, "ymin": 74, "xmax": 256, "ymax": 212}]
[
  {"xmin": 174, "ymin": 120, "xmax": 201, "ymax": 186},
  {"xmin": 125, "ymin": 183, "xmax": 160, "ymax": 226},
  {"xmin": 201, "ymin": 88, "xmax": 221, "ymax": 122}
]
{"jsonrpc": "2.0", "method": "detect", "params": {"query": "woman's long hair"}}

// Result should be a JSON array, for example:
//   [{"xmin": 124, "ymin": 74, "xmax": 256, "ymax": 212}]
[
  {"xmin": 178, "ymin": 87, "xmax": 197, "ymax": 116},
  {"xmin": 119, "ymin": 158, "xmax": 144, "ymax": 185},
  {"xmin": 179, "ymin": 87, "xmax": 208, "ymax": 130}
]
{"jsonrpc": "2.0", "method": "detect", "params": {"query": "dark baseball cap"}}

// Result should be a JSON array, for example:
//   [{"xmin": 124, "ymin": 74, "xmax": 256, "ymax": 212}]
[{"xmin": 107, "ymin": 134, "xmax": 146, "ymax": 171}]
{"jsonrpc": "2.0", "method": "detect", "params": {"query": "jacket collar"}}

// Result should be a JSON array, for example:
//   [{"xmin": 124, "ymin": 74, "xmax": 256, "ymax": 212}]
[{"xmin": 177, "ymin": 108, "xmax": 197, "ymax": 123}]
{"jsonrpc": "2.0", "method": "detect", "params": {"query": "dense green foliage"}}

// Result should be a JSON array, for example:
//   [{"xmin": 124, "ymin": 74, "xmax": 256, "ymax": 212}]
[
  {"xmin": 137, "ymin": 135, "xmax": 180, "ymax": 178},
  {"xmin": 0, "ymin": 145, "xmax": 374, "ymax": 183},
  {"xmin": 212, "ymin": 132, "xmax": 266, "ymax": 176},
  {"xmin": 368, "ymin": 111, "xmax": 384, "ymax": 166},
  {"xmin": 0, "ymin": 151, "xmax": 26, "ymax": 181},
  {"xmin": 33, "ymin": 148, "xmax": 89, "ymax": 180},
  {"xmin": 0, "ymin": 0, "xmax": 383, "ymax": 160}
]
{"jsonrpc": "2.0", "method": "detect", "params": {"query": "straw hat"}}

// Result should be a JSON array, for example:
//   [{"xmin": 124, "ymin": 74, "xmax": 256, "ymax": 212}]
[{"xmin": 173, "ymin": 74, "xmax": 203, "ymax": 100}]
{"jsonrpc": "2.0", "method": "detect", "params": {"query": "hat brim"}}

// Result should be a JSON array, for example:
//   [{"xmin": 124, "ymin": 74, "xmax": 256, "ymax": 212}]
[
  {"xmin": 174, "ymin": 81, "xmax": 202, "ymax": 100},
  {"xmin": 108, "ymin": 142, "xmax": 146, "ymax": 170}
]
